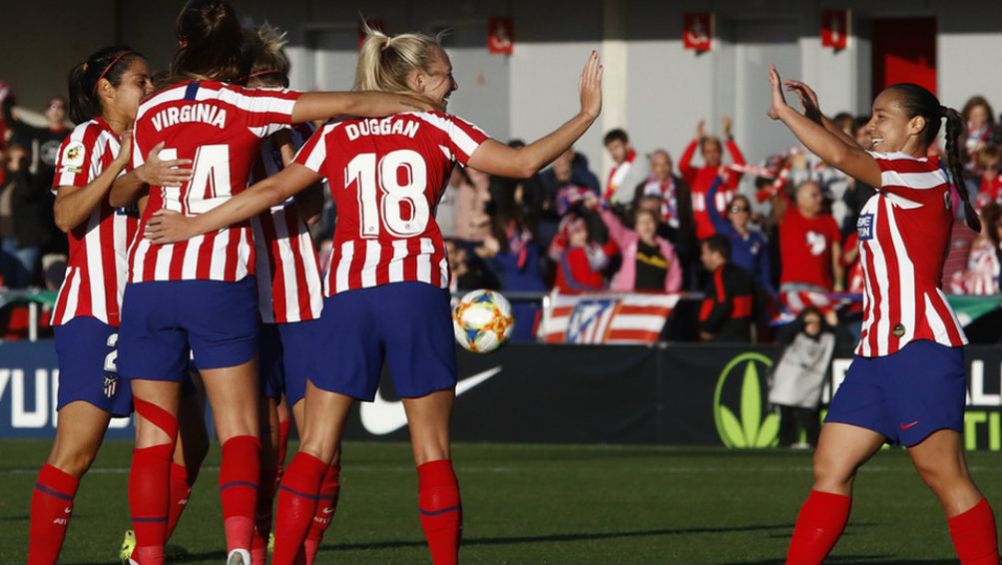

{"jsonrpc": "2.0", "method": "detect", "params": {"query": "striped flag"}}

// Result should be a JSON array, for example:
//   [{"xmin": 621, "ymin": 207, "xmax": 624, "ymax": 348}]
[{"xmin": 540, "ymin": 291, "xmax": 680, "ymax": 344}]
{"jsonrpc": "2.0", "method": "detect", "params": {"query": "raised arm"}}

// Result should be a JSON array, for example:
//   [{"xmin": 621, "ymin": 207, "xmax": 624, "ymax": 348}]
[
  {"xmin": 705, "ymin": 175, "xmax": 735, "ymax": 236},
  {"xmin": 768, "ymin": 66, "xmax": 881, "ymax": 187},
  {"xmin": 467, "ymin": 52, "xmax": 602, "ymax": 178},
  {"xmin": 291, "ymin": 91, "xmax": 437, "ymax": 123},
  {"xmin": 54, "ymin": 132, "xmax": 133, "ymax": 232},
  {"xmin": 784, "ymin": 80, "xmax": 862, "ymax": 149},
  {"xmin": 144, "ymin": 164, "xmax": 321, "ymax": 244}
]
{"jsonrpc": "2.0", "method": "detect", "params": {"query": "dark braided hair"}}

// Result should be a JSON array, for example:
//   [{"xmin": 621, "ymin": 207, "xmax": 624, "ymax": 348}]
[{"xmin": 886, "ymin": 83, "xmax": 981, "ymax": 232}]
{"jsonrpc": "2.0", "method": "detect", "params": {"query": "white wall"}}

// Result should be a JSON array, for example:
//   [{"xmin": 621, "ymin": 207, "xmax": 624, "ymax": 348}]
[{"xmin": 4, "ymin": 0, "xmax": 1001, "ymax": 176}]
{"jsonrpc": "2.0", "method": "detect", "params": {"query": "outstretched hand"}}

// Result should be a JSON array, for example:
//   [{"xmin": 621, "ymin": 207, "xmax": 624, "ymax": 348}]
[
  {"xmin": 695, "ymin": 119, "xmax": 706, "ymax": 140},
  {"xmin": 784, "ymin": 79, "xmax": 822, "ymax": 122},
  {"xmin": 767, "ymin": 65, "xmax": 789, "ymax": 121},
  {"xmin": 579, "ymin": 51, "xmax": 603, "ymax": 120},
  {"xmin": 144, "ymin": 209, "xmax": 198, "ymax": 245}
]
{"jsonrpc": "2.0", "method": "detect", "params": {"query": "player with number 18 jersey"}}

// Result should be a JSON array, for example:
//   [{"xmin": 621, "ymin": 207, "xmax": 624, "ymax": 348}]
[{"xmin": 293, "ymin": 111, "xmax": 488, "ymax": 399}]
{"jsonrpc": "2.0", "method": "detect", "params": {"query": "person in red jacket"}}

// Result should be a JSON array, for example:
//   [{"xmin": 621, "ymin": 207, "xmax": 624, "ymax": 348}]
[
  {"xmin": 679, "ymin": 117, "xmax": 747, "ymax": 239},
  {"xmin": 552, "ymin": 215, "xmax": 616, "ymax": 291}
]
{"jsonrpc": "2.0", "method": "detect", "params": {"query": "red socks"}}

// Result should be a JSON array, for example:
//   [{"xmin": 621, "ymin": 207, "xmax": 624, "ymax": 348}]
[
  {"xmin": 276, "ymin": 418, "xmax": 291, "ymax": 485},
  {"xmin": 220, "ymin": 435, "xmax": 261, "ymax": 554},
  {"xmin": 417, "ymin": 459, "xmax": 462, "ymax": 565},
  {"xmin": 273, "ymin": 452, "xmax": 328, "ymax": 565},
  {"xmin": 129, "ymin": 444, "xmax": 174, "ymax": 565},
  {"xmin": 785, "ymin": 490, "xmax": 851, "ymax": 565},
  {"xmin": 252, "ymin": 444, "xmax": 279, "ymax": 565},
  {"xmin": 166, "ymin": 463, "xmax": 197, "ymax": 540},
  {"xmin": 303, "ymin": 464, "xmax": 341, "ymax": 564},
  {"xmin": 27, "ymin": 463, "xmax": 80, "ymax": 565},
  {"xmin": 949, "ymin": 497, "xmax": 999, "ymax": 565}
]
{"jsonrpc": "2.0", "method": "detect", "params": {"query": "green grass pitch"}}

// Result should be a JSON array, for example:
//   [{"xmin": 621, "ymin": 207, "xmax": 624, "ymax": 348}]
[{"xmin": 0, "ymin": 440, "xmax": 998, "ymax": 564}]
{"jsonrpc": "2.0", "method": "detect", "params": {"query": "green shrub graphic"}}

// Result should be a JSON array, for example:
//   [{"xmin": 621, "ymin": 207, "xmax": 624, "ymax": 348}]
[{"xmin": 713, "ymin": 352, "xmax": 779, "ymax": 448}]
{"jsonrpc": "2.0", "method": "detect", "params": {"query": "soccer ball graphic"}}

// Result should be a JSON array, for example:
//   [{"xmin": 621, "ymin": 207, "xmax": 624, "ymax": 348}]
[{"xmin": 453, "ymin": 289, "xmax": 515, "ymax": 353}]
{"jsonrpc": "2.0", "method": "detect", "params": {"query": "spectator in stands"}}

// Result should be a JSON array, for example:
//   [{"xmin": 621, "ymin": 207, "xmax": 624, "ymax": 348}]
[
  {"xmin": 706, "ymin": 175, "xmax": 772, "ymax": 293},
  {"xmin": 10, "ymin": 96, "xmax": 70, "ymax": 289},
  {"xmin": 632, "ymin": 149, "xmax": 694, "ymax": 247},
  {"xmin": 698, "ymin": 234, "xmax": 755, "ymax": 342},
  {"xmin": 768, "ymin": 307, "xmax": 834, "ymax": 448},
  {"xmin": 954, "ymin": 202, "xmax": 1001, "ymax": 295},
  {"xmin": 446, "ymin": 239, "xmax": 497, "ymax": 292},
  {"xmin": 603, "ymin": 128, "xmax": 647, "ymax": 203},
  {"xmin": 537, "ymin": 147, "xmax": 600, "ymax": 249},
  {"xmin": 0, "ymin": 144, "xmax": 45, "ymax": 287},
  {"xmin": 449, "ymin": 166, "xmax": 492, "ymax": 244},
  {"xmin": 552, "ymin": 214, "xmax": 615, "ymax": 292},
  {"xmin": 778, "ymin": 180, "xmax": 843, "ymax": 293},
  {"xmin": 0, "ymin": 82, "xmax": 13, "ymax": 153},
  {"xmin": 585, "ymin": 193, "xmax": 682, "ymax": 292},
  {"xmin": 839, "ymin": 116, "xmax": 877, "ymax": 234},
  {"xmin": 962, "ymin": 96, "xmax": 995, "ymax": 162},
  {"xmin": 679, "ymin": 117, "xmax": 746, "ymax": 240},
  {"xmin": 973, "ymin": 144, "xmax": 1002, "ymax": 210}
]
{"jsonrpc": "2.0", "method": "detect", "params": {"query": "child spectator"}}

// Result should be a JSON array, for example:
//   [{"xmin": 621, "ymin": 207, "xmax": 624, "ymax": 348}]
[
  {"xmin": 768, "ymin": 308, "xmax": 835, "ymax": 448},
  {"xmin": 698, "ymin": 235, "xmax": 755, "ymax": 342},
  {"xmin": 586, "ymin": 193, "xmax": 682, "ymax": 292},
  {"xmin": 551, "ymin": 214, "xmax": 616, "ymax": 292},
  {"xmin": 679, "ymin": 117, "xmax": 746, "ymax": 240}
]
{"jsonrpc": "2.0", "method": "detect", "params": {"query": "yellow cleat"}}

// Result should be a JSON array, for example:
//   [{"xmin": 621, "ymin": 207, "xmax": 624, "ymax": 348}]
[
  {"xmin": 268, "ymin": 532, "xmax": 275, "ymax": 554},
  {"xmin": 118, "ymin": 529, "xmax": 136, "ymax": 563}
]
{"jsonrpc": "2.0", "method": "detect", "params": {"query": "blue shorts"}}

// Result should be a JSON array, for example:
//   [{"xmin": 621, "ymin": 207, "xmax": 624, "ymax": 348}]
[
  {"xmin": 53, "ymin": 317, "xmax": 132, "ymax": 417},
  {"xmin": 311, "ymin": 282, "xmax": 457, "ymax": 401},
  {"xmin": 260, "ymin": 319, "xmax": 319, "ymax": 406},
  {"xmin": 118, "ymin": 278, "xmax": 259, "ymax": 382},
  {"xmin": 826, "ymin": 340, "xmax": 966, "ymax": 447}
]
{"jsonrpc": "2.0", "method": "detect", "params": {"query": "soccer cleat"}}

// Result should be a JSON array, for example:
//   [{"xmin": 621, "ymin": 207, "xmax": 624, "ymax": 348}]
[
  {"xmin": 119, "ymin": 529, "xmax": 136, "ymax": 563},
  {"xmin": 268, "ymin": 532, "xmax": 275, "ymax": 554},
  {"xmin": 226, "ymin": 548, "xmax": 251, "ymax": 565}
]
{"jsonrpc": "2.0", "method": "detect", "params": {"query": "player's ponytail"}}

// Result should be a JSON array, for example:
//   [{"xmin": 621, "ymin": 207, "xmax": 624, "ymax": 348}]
[
  {"xmin": 355, "ymin": 23, "xmax": 444, "ymax": 100},
  {"xmin": 888, "ymin": 83, "xmax": 981, "ymax": 233},
  {"xmin": 172, "ymin": 0, "xmax": 244, "ymax": 84},
  {"xmin": 943, "ymin": 105, "xmax": 981, "ymax": 232},
  {"xmin": 67, "ymin": 45, "xmax": 142, "ymax": 124}
]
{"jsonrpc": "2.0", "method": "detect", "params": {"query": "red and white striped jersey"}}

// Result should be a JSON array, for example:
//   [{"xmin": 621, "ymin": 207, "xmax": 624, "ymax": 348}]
[
  {"xmin": 855, "ymin": 151, "xmax": 967, "ymax": 357},
  {"xmin": 294, "ymin": 112, "xmax": 489, "ymax": 295},
  {"xmin": 50, "ymin": 118, "xmax": 138, "ymax": 327},
  {"xmin": 250, "ymin": 125, "xmax": 323, "ymax": 323},
  {"xmin": 128, "ymin": 81, "xmax": 300, "ymax": 283}
]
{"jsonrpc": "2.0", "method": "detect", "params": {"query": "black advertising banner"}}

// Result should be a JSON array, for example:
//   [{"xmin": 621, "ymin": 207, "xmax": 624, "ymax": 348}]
[
  {"xmin": 341, "ymin": 344, "xmax": 661, "ymax": 444},
  {"xmin": 0, "ymin": 341, "xmax": 998, "ymax": 449},
  {"xmin": 342, "ymin": 344, "xmax": 1002, "ymax": 450}
]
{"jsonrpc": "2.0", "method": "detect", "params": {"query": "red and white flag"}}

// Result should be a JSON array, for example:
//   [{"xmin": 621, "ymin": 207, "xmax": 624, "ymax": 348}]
[{"xmin": 540, "ymin": 291, "xmax": 680, "ymax": 344}]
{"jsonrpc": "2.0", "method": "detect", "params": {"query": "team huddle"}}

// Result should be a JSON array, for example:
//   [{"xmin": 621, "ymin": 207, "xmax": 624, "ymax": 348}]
[
  {"xmin": 28, "ymin": 0, "xmax": 602, "ymax": 564},
  {"xmin": 23, "ymin": 0, "xmax": 1000, "ymax": 564}
]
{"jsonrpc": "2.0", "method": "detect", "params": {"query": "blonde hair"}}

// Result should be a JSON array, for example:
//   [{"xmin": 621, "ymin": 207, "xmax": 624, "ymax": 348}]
[
  {"xmin": 354, "ymin": 25, "xmax": 444, "ymax": 94},
  {"xmin": 245, "ymin": 23, "xmax": 291, "ymax": 87}
]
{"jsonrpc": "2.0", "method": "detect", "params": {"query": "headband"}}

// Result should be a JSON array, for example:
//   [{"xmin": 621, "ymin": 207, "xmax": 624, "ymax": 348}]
[
  {"xmin": 247, "ymin": 69, "xmax": 282, "ymax": 80},
  {"xmin": 92, "ymin": 51, "xmax": 134, "ymax": 94}
]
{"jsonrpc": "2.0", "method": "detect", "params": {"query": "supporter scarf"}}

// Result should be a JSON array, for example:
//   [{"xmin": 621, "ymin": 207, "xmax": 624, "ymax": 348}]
[{"xmin": 604, "ymin": 149, "xmax": 637, "ymax": 199}]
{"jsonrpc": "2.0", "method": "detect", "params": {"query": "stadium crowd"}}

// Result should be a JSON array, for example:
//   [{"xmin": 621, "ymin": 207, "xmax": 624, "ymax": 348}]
[{"xmin": 1, "ymin": 81, "xmax": 1000, "ymax": 341}]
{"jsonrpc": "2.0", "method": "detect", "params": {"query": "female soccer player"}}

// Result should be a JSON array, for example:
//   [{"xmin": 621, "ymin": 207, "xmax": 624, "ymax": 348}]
[
  {"xmin": 144, "ymin": 28, "xmax": 603, "ymax": 565},
  {"xmin": 767, "ymin": 66, "xmax": 998, "ymax": 564},
  {"xmin": 28, "ymin": 46, "xmax": 206, "ymax": 565},
  {"xmin": 240, "ymin": 25, "xmax": 338, "ymax": 564},
  {"xmin": 113, "ymin": 2, "xmax": 436, "ymax": 564}
]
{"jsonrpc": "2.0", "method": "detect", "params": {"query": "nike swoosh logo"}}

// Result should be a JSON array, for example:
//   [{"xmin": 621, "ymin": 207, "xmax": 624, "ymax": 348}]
[
  {"xmin": 360, "ymin": 366, "xmax": 502, "ymax": 436},
  {"xmin": 900, "ymin": 420, "xmax": 920, "ymax": 430}
]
